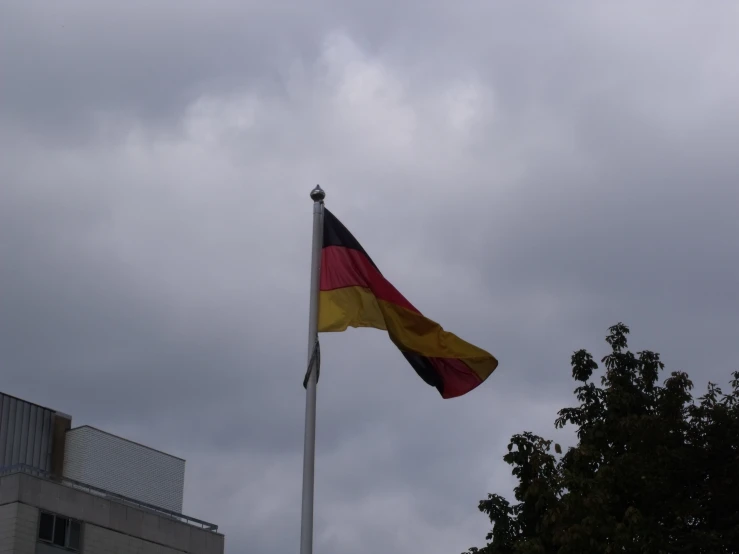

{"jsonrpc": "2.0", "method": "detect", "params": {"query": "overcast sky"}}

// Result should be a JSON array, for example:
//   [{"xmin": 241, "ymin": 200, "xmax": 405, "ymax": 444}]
[{"xmin": 2, "ymin": 2, "xmax": 739, "ymax": 553}]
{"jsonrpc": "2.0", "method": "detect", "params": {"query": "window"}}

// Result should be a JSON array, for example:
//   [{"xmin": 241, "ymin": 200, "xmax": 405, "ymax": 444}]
[
  {"xmin": 37, "ymin": 511, "xmax": 81, "ymax": 551},
  {"xmin": 38, "ymin": 512, "xmax": 54, "ymax": 542}
]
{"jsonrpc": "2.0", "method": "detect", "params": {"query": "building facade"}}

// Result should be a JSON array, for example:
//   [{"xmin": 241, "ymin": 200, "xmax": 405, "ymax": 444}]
[{"xmin": 0, "ymin": 391, "xmax": 224, "ymax": 554}]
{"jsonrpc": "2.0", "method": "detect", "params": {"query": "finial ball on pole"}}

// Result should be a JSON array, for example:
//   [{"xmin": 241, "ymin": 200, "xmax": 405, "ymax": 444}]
[{"xmin": 310, "ymin": 185, "xmax": 325, "ymax": 202}]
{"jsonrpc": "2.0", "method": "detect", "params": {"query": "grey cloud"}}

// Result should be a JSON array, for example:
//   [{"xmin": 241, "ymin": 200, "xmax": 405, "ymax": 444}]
[{"xmin": 2, "ymin": 2, "xmax": 739, "ymax": 554}]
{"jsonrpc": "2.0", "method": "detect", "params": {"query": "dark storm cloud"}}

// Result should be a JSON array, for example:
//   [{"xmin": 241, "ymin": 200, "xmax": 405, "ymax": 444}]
[{"xmin": 2, "ymin": 2, "xmax": 738, "ymax": 554}]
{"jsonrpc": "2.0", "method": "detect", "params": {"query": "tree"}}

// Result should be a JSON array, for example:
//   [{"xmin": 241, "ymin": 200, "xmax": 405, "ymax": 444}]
[{"xmin": 464, "ymin": 323, "xmax": 739, "ymax": 554}]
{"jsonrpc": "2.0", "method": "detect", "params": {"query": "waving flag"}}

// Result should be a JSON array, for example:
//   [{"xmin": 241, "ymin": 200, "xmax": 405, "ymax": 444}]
[{"xmin": 317, "ymin": 208, "xmax": 498, "ymax": 398}]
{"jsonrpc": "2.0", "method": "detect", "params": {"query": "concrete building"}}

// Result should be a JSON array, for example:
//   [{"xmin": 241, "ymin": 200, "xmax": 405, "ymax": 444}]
[{"xmin": 0, "ymin": 391, "xmax": 224, "ymax": 554}]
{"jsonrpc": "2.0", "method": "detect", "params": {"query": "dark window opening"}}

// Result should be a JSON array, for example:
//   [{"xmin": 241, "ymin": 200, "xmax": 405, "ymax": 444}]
[
  {"xmin": 38, "ymin": 512, "xmax": 54, "ymax": 542},
  {"xmin": 68, "ymin": 520, "xmax": 81, "ymax": 550},
  {"xmin": 38, "ymin": 511, "xmax": 81, "ymax": 552},
  {"xmin": 53, "ymin": 516, "xmax": 68, "ymax": 546}
]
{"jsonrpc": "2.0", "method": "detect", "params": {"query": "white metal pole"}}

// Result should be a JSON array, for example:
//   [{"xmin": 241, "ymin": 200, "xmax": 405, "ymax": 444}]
[{"xmin": 300, "ymin": 185, "xmax": 325, "ymax": 554}]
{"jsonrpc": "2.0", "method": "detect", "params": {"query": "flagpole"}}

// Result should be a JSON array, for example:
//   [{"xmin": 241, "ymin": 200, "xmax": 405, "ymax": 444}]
[{"xmin": 300, "ymin": 184, "xmax": 325, "ymax": 554}]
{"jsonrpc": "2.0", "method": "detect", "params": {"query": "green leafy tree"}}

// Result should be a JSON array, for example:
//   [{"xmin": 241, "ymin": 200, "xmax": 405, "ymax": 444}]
[{"xmin": 465, "ymin": 323, "xmax": 739, "ymax": 554}]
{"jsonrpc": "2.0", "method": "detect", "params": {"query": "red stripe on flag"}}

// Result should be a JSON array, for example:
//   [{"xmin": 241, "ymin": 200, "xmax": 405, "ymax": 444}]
[
  {"xmin": 320, "ymin": 246, "xmax": 419, "ymax": 314},
  {"xmin": 428, "ymin": 358, "xmax": 484, "ymax": 399}
]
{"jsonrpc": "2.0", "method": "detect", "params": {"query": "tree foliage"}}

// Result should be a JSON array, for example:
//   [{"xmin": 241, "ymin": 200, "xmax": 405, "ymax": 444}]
[{"xmin": 465, "ymin": 323, "xmax": 739, "ymax": 554}]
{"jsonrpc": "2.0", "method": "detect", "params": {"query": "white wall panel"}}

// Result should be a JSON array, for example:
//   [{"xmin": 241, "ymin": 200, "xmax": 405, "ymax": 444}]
[{"xmin": 63, "ymin": 426, "xmax": 185, "ymax": 513}]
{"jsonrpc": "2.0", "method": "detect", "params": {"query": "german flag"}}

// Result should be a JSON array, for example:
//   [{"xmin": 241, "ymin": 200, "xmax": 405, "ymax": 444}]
[{"xmin": 318, "ymin": 209, "xmax": 498, "ymax": 398}]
